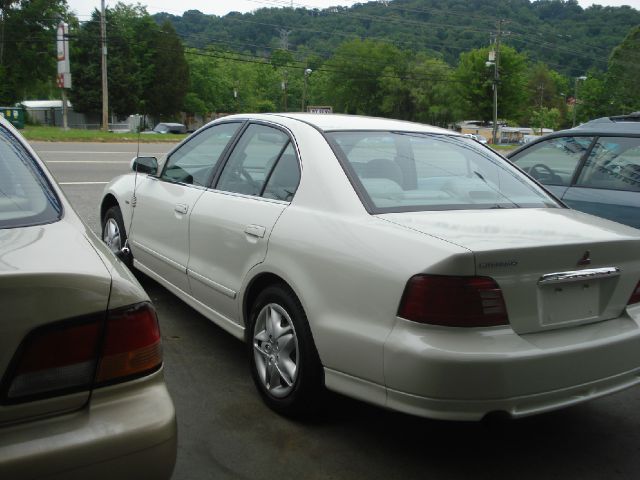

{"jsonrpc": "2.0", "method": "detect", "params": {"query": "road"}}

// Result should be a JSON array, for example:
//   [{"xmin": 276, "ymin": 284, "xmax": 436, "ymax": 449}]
[{"xmin": 33, "ymin": 141, "xmax": 640, "ymax": 480}]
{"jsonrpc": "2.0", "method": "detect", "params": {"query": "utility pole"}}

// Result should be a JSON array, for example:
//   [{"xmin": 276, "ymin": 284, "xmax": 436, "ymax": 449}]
[
  {"xmin": 572, "ymin": 75, "xmax": 587, "ymax": 127},
  {"xmin": 100, "ymin": 0, "xmax": 109, "ymax": 131},
  {"xmin": 279, "ymin": 29, "xmax": 291, "ymax": 112},
  {"xmin": 56, "ymin": 22, "xmax": 71, "ymax": 130},
  {"xmin": 301, "ymin": 68, "xmax": 312, "ymax": 112},
  {"xmin": 491, "ymin": 19, "xmax": 504, "ymax": 146},
  {"xmin": 278, "ymin": 29, "xmax": 291, "ymax": 51}
]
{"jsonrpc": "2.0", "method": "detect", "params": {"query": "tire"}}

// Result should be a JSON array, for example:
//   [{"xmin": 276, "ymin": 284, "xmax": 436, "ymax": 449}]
[
  {"xmin": 102, "ymin": 205, "xmax": 132, "ymax": 267},
  {"xmin": 248, "ymin": 284, "xmax": 324, "ymax": 417}
]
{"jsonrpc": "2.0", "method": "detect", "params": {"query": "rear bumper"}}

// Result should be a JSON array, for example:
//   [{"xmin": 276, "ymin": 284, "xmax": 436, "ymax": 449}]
[
  {"xmin": 383, "ymin": 310, "xmax": 640, "ymax": 420},
  {"xmin": 0, "ymin": 369, "xmax": 177, "ymax": 480},
  {"xmin": 386, "ymin": 365, "xmax": 640, "ymax": 421}
]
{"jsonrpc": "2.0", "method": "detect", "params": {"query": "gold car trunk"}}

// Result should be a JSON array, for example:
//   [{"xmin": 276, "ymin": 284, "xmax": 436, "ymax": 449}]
[{"xmin": 0, "ymin": 222, "xmax": 111, "ymax": 426}]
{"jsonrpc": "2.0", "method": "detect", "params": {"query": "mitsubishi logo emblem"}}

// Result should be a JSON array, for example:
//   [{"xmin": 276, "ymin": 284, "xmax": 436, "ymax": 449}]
[{"xmin": 577, "ymin": 250, "xmax": 591, "ymax": 267}]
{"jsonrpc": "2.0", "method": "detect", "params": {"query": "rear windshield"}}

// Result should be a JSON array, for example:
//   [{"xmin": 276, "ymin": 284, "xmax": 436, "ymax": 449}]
[
  {"xmin": 0, "ymin": 126, "xmax": 62, "ymax": 228},
  {"xmin": 327, "ymin": 131, "xmax": 560, "ymax": 213}
]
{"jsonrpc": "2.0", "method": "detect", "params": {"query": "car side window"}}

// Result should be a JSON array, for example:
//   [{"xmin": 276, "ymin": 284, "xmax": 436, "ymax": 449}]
[
  {"xmin": 576, "ymin": 137, "xmax": 640, "ymax": 192},
  {"xmin": 161, "ymin": 123, "xmax": 240, "ymax": 186},
  {"xmin": 511, "ymin": 136, "xmax": 594, "ymax": 186},
  {"xmin": 216, "ymin": 124, "xmax": 290, "ymax": 196},
  {"xmin": 263, "ymin": 143, "xmax": 300, "ymax": 202}
]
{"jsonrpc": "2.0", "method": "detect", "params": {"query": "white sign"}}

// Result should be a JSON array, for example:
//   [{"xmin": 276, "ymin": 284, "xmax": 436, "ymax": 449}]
[
  {"xmin": 307, "ymin": 106, "xmax": 333, "ymax": 114},
  {"xmin": 56, "ymin": 22, "xmax": 71, "ymax": 89}
]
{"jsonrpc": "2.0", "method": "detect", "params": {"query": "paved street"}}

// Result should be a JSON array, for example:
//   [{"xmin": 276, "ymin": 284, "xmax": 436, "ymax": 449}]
[{"xmin": 33, "ymin": 141, "xmax": 640, "ymax": 480}]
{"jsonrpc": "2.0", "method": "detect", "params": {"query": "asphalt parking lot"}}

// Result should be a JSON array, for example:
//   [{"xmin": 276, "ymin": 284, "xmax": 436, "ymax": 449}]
[{"xmin": 34, "ymin": 141, "xmax": 640, "ymax": 480}]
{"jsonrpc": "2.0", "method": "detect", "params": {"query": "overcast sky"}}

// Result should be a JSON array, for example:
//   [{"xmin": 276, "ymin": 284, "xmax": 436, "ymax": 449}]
[{"xmin": 67, "ymin": 0, "xmax": 640, "ymax": 19}]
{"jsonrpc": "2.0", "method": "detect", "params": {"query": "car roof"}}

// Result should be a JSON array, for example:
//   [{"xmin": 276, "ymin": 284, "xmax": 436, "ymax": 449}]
[
  {"xmin": 508, "ymin": 112, "xmax": 640, "ymax": 158},
  {"xmin": 556, "ymin": 112, "xmax": 640, "ymax": 136},
  {"xmin": 218, "ymin": 113, "xmax": 455, "ymax": 135},
  {"xmin": 157, "ymin": 122, "xmax": 185, "ymax": 127}
]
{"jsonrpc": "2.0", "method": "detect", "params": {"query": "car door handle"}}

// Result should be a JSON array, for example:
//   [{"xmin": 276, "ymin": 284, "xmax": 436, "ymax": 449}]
[
  {"xmin": 244, "ymin": 224, "xmax": 266, "ymax": 238},
  {"xmin": 174, "ymin": 203, "xmax": 189, "ymax": 214}
]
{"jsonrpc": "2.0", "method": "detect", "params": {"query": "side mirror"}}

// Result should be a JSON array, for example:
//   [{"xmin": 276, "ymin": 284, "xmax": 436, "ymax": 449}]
[{"xmin": 131, "ymin": 156, "xmax": 158, "ymax": 175}]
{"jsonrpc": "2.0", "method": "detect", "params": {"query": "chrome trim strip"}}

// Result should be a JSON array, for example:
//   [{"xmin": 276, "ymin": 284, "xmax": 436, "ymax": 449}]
[
  {"xmin": 134, "ymin": 259, "xmax": 244, "ymax": 340},
  {"xmin": 538, "ymin": 267, "xmax": 621, "ymax": 285},
  {"xmin": 132, "ymin": 241, "xmax": 186, "ymax": 273},
  {"xmin": 187, "ymin": 269, "xmax": 237, "ymax": 299}
]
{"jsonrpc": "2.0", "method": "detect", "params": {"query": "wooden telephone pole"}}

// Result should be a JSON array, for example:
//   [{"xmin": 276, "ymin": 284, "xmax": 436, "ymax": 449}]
[{"xmin": 101, "ymin": 0, "xmax": 109, "ymax": 131}]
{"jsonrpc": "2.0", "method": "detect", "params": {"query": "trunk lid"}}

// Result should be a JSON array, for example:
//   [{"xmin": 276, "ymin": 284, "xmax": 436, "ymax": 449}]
[
  {"xmin": 381, "ymin": 208, "xmax": 640, "ymax": 334},
  {"xmin": 0, "ymin": 218, "xmax": 111, "ymax": 425}
]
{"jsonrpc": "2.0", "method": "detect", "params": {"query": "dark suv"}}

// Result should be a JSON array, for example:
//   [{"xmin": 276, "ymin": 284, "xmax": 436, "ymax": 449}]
[{"xmin": 509, "ymin": 112, "xmax": 640, "ymax": 229}]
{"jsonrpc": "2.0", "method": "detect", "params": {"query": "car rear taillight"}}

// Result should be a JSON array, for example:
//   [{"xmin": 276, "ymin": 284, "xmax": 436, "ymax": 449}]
[
  {"xmin": 3, "ymin": 318, "xmax": 103, "ymax": 401},
  {"xmin": 1, "ymin": 302, "xmax": 162, "ymax": 404},
  {"xmin": 628, "ymin": 281, "xmax": 640, "ymax": 305},
  {"xmin": 398, "ymin": 275, "xmax": 509, "ymax": 327},
  {"xmin": 96, "ymin": 303, "xmax": 162, "ymax": 384}
]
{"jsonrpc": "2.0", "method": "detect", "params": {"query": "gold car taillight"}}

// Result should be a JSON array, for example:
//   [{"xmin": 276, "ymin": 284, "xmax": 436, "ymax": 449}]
[{"xmin": 1, "ymin": 302, "xmax": 162, "ymax": 404}]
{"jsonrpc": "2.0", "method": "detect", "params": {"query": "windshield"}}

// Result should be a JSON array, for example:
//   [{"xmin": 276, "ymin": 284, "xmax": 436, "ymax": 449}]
[
  {"xmin": 327, "ymin": 131, "xmax": 560, "ymax": 213},
  {"xmin": 0, "ymin": 126, "xmax": 62, "ymax": 228}
]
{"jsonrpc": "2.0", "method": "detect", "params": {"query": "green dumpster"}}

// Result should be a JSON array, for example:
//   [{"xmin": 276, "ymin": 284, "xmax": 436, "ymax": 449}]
[{"xmin": 0, "ymin": 107, "xmax": 25, "ymax": 129}]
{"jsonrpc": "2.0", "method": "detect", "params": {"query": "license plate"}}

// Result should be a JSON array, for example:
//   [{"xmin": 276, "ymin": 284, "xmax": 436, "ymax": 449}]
[{"xmin": 539, "ymin": 281, "xmax": 600, "ymax": 326}]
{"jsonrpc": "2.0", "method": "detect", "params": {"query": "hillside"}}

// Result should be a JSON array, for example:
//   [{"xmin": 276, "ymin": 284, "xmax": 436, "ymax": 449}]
[{"xmin": 153, "ymin": 0, "xmax": 640, "ymax": 76}]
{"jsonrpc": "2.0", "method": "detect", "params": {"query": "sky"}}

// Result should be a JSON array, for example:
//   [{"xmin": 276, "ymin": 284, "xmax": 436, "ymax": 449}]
[{"xmin": 66, "ymin": 0, "xmax": 640, "ymax": 19}]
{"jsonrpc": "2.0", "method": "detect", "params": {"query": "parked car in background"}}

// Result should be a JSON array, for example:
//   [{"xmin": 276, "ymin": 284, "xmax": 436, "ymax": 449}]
[
  {"xmin": 0, "ymin": 116, "xmax": 176, "ymax": 479},
  {"xmin": 509, "ymin": 112, "xmax": 640, "ymax": 229},
  {"xmin": 463, "ymin": 133, "xmax": 488, "ymax": 144},
  {"xmin": 102, "ymin": 113, "xmax": 640, "ymax": 421},
  {"xmin": 149, "ymin": 122, "xmax": 187, "ymax": 134}
]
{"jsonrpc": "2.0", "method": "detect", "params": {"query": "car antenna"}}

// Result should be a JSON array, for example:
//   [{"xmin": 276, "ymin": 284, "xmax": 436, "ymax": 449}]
[{"xmin": 119, "ymin": 114, "xmax": 143, "ymax": 259}]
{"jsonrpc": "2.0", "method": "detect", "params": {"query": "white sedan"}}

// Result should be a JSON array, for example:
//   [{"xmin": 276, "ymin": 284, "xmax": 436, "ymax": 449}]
[
  {"xmin": 101, "ymin": 113, "xmax": 640, "ymax": 420},
  {"xmin": 0, "ymin": 117, "xmax": 176, "ymax": 478}
]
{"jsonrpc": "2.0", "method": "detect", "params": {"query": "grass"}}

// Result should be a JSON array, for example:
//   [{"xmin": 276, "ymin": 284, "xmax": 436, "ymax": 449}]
[{"xmin": 21, "ymin": 125, "xmax": 188, "ymax": 143}]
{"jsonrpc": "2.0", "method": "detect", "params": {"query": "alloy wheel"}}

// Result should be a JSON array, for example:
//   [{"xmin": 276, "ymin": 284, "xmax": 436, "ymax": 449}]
[{"xmin": 252, "ymin": 303, "xmax": 299, "ymax": 398}]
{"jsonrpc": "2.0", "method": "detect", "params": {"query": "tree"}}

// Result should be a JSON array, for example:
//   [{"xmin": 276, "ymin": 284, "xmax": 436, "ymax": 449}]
[
  {"xmin": 143, "ymin": 20, "xmax": 189, "ymax": 118},
  {"xmin": 405, "ymin": 54, "xmax": 459, "ymax": 126},
  {"xmin": 575, "ymin": 74, "xmax": 610, "ymax": 124},
  {"xmin": 605, "ymin": 25, "xmax": 640, "ymax": 114},
  {"xmin": 522, "ymin": 63, "xmax": 572, "ymax": 127},
  {"xmin": 454, "ymin": 45, "xmax": 528, "ymax": 123},
  {"xmin": 530, "ymin": 107, "xmax": 561, "ymax": 134},
  {"xmin": 71, "ymin": 4, "xmax": 189, "ymax": 119},
  {"xmin": 323, "ymin": 38, "xmax": 404, "ymax": 116},
  {"xmin": 71, "ymin": 3, "xmax": 160, "ymax": 117}
]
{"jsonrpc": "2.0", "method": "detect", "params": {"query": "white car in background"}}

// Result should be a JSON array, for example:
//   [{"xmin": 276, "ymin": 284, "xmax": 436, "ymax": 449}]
[
  {"xmin": 101, "ymin": 113, "xmax": 640, "ymax": 421},
  {"xmin": 0, "ymin": 117, "xmax": 176, "ymax": 479}
]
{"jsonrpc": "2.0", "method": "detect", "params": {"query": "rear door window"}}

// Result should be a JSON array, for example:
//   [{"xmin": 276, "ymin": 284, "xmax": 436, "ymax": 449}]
[
  {"xmin": 0, "ymin": 127, "xmax": 61, "ymax": 229},
  {"xmin": 216, "ymin": 124, "xmax": 290, "ymax": 197},
  {"xmin": 575, "ymin": 137, "xmax": 640, "ymax": 192},
  {"xmin": 262, "ymin": 143, "xmax": 300, "ymax": 202}
]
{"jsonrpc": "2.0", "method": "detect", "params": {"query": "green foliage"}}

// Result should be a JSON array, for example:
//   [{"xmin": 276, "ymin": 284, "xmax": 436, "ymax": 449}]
[
  {"xmin": 157, "ymin": 1, "xmax": 640, "ymax": 78},
  {"xmin": 530, "ymin": 107, "xmax": 561, "ymax": 133},
  {"xmin": 144, "ymin": 20, "xmax": 189, "ymax": 118},
  {"xmin": 575, "ymin": 74, "xmax": 610, "ymax": 124},
  {"xmin": 324, "ymin": 38, "xmax": 404, "ymax": 116},
  {"xmin": 184, "ymin": 48, "xmax": 287, "ymax": 114},
  {"xmin": 70, "ymin": 3, "xmax": 189, "ymax": 118},
  {"xmin": 21, "ymin": 125, "xmax": 186, "ymax": 142},
  {"xmin": 605, "ymin": 25, "xmax": 640, "ymax": 114},
  {"xmin": 454, "ymin": 45, "xmax": 528, "ymax": 122}
]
